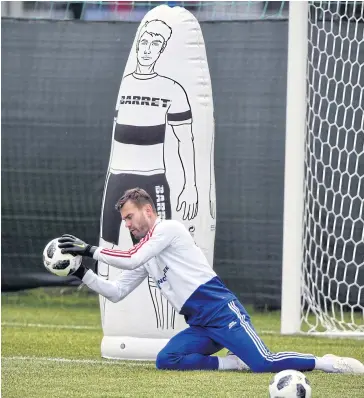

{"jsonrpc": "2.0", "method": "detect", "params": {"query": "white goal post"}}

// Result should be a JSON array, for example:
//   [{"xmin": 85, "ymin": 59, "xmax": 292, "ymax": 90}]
[
  {"xmin": 281, "ymin": 0, "xmax": 309, "ymax": 335},
  {"xmin": 281, "ymin": 1, "xmax": 364, "ymax": 337}
]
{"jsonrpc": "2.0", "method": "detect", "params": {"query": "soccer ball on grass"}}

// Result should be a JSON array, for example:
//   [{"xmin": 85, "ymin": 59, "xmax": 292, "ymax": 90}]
[
  {"xmin": 43, "ymin": 238, "xmax": 82, "ymax": 277},
  {"xmin": 269, "ymin": 369, "xmax": 312, "ymax": 398}
]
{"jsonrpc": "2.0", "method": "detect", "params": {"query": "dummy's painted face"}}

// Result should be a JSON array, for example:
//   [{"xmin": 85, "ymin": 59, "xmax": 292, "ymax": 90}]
[{"xmin": 137, "ymin": 32, "xmax": 165, "ymax": 67}]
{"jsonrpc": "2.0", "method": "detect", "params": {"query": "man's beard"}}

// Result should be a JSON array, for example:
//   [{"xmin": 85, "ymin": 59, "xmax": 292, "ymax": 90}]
[
  {"xmin": 135, "ymin": 230, "xmax": 147, "ymax": 239},
  {"xmin": 134, "ymin": 218, "xmax": 148, "ymax": 239}
]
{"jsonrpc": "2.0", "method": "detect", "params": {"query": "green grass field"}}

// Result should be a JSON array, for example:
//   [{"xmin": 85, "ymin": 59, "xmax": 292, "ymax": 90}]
[{"xmin": 2, "ymin": 288, "xmax": 364, "ymax": 397}]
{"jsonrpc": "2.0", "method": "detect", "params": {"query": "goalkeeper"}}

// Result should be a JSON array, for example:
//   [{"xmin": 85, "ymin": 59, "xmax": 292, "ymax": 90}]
[{"xmin": 58, "ymin": 187, "xmax": 364, "ymax": 374}]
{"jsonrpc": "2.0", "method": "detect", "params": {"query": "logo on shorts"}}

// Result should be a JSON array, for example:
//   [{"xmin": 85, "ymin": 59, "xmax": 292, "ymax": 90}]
[{"xmin": 228, "ymin": 321, "xmax": 237, "ymax": 329}]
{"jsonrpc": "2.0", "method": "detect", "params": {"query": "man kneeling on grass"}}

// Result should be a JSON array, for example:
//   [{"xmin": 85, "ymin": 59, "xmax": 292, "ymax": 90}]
[{"xmin": 58, "ymin": 188, "xmax": 364, "ymax": 374}]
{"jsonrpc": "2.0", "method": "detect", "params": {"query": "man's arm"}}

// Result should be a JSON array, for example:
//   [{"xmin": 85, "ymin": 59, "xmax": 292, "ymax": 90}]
[
  {"xmin": 81, "ymin": 266, "xmax": 148, "ymax": 303},
  {"xmin": 172, "ymin": 124, "xmax": 198, "ymax": 220},
  {"xmin": 172, "ymin": 124, "xmax": 197, "ymax": 188},
  {"xmin": 58, "ymin": 223, "xmax": 175, "ymax": 271}
]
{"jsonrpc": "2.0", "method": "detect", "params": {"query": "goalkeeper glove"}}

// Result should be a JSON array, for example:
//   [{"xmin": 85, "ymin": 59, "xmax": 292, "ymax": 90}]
[
  {"xmin": 72, "ymin": 264, "xmax": 89, "ymax": 280},
  {"xmin": 58, "ymin": 234, "xmax": 97, "ymax": 258}
]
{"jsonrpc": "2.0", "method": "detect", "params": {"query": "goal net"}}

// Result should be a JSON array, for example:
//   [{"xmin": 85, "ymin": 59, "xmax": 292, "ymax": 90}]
[{"xmin": 282, "ymin": 1, "xmax": 364, "ymax": 337}]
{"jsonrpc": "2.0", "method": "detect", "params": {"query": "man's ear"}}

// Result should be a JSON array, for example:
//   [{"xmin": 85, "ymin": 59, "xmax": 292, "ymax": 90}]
[
  {"xmin": 144, "ymin": 204, "xmax": 151, "ymax": 216},
  {"xmin": 160, "ymin": 42, "xmax": 167, "ymax": 53}
]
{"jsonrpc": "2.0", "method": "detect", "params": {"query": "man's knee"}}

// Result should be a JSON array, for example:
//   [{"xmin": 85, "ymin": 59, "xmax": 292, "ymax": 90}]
[
  {"xmin": 248, "ymin": 357, "xmax": 274, "ymax": 373},
  {"xmin": 156, "ymin": 351, "xmax": 181, "ymax": 370}
]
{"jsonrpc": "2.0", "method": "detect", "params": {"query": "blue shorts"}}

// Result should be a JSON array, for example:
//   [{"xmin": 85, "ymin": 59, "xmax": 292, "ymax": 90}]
[{"xmin": 156, "ymin": 299, "xmax": 315, "ymax": 372}]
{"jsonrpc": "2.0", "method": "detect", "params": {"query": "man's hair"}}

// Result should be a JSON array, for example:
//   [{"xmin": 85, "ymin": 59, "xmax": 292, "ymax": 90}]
[
  {"xmin": 115, "ymin": 187, "xmax": 157, "ymax": 213},
  {"xmin": 137, "ymin": 19, "xmax": 172, "ymax": 47}
]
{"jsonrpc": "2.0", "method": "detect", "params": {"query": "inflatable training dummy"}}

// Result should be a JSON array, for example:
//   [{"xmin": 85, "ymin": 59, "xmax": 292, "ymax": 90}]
[{"xmin": 98, "ymin": 4, "xmax": 216, "ymax": 360}]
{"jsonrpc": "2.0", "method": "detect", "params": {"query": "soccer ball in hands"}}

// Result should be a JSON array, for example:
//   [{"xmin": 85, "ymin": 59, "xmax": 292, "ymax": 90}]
[
  {"xmin": 43, "ymin": 238, "xmax": 82, "ymax": 277},
  {"xmin": 269, "ymin": 369, "xmax": 312, "ymax": 398}
]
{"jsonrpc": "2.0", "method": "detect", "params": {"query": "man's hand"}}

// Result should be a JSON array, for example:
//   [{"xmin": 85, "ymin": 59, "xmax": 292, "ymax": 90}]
[
  {"xmin": 176, "ymin": 185, "xmax": 198, "ymax": 220},
  {"xmin": 58, "ymin": 234, "xmax": 97, "ymax": 258}
]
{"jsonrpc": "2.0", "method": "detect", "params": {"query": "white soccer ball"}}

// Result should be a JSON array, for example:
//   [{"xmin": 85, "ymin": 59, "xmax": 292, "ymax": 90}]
[
  {"xmin": 269, "ymin": 369, "xmax": 312, "ymax": 398},
  {"xmin": 42, "ymin": 238, "xmax": 82, "ymax": 277}
]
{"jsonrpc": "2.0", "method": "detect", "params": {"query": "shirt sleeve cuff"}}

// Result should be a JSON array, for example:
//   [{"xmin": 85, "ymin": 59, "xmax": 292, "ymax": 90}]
[
  {"xmin": 93, "ymin": 247, "xmax": 102, "ymax": 261},
  {"xmin": 82, "ymin": 269, "xmax": 96, "ymax": 284}
]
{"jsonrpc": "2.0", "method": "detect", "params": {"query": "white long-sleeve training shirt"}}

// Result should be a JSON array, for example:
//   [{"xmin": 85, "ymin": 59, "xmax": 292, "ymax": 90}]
[{"xmin": 83, "ymin": 218, "xmax": 238, "ymax": 325}]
